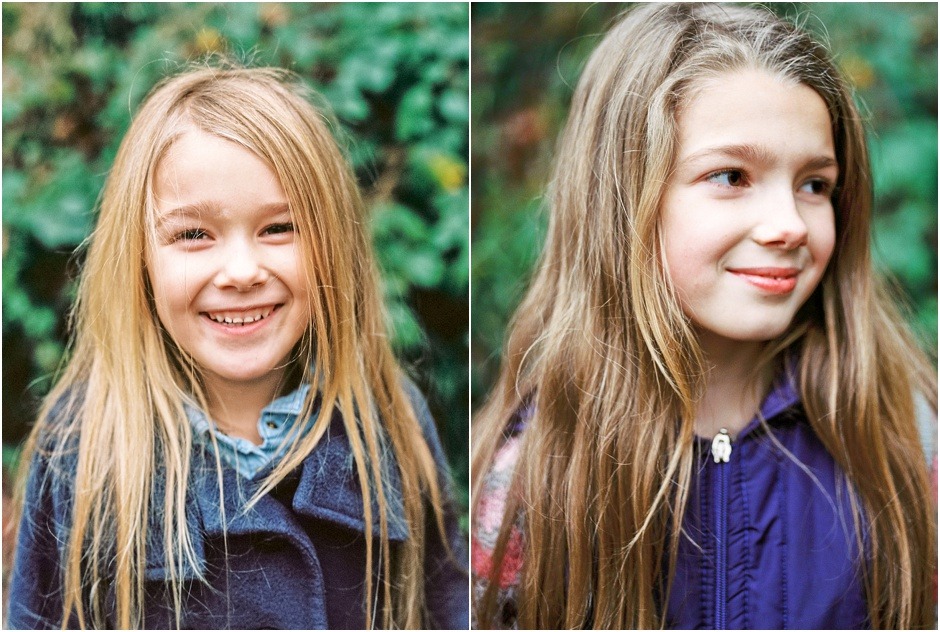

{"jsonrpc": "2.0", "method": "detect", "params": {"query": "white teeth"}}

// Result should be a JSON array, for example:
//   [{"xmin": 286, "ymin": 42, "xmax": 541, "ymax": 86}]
[{"xmin": 206, "ymin": 308, "xmax": 274, "ymax": 325}]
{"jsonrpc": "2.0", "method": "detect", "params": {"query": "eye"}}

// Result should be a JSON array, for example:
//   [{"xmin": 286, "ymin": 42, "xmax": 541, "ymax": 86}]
[
  {"xmin": 263, "ymin": 222, "xmax": 295, "ymax": 236},
  {"xmin": 706, "ymin": 169, "xmax": 747, "ymax": 188},
  {"xmin": 174, "ymin": 228, "xmax": 208, "ymax": 241},
  {"xmin": 798, "ymin": 178, "xmax": 834, "ymax": 197}
]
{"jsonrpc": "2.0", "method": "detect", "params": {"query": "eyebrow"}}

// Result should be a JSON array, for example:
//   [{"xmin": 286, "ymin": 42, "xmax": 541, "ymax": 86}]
[
  {"xmin": 679, "ymin": 144, "xmax": 838, "ymax": 171},
  {"xmin": 154, "ymin": 202, "xmax": 291, "ymax": 228}
]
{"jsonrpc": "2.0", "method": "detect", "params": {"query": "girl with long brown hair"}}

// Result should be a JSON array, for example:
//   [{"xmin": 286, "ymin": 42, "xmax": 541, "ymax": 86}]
[
  {"xmin": 472, "ymin": 3, "xmax": 936, "ymax": 629},
  {"xmin": 7, "ymin": 66, "xmax": 467, "ymax": 629}
]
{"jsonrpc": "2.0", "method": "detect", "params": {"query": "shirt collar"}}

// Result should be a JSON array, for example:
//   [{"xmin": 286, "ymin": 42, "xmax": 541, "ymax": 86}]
[
  {"xmin": 184, "ymin": 383, "xmax": 313, "ymax": 432},
  {"xmin": 183, "ymin": 382, "xmax": 317, "ymax": 478},
  {"xmin": 264, "ymin": 383, "xmax": 314, "ymax": 415}
]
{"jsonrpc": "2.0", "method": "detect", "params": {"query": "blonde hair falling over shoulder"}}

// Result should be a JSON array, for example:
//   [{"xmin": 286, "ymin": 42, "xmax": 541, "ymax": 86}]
[
  {"xmin": 13, "ymin": 65, "xmax": 450, "ymax": 629},
  {"xmin": 472, "ymin": 3, "xmax": 937, "ymax": 629}
]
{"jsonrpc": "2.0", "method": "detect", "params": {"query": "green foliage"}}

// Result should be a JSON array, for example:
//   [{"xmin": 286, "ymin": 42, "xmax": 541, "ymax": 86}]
[
  {"xmin": 471, "ymin": 2, "xmax": 938, "ymax": 409},
  {"xmin": 2, "ymin": 3, "xmax": 469, "ymax": 503}
]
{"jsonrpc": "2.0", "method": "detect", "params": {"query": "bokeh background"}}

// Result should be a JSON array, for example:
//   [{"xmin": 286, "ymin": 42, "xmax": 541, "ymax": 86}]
[
  {"xmin": 1, "ymin": 1, "xmax": 470, "ymax": 560},
  {"xmin": 472, "ymin": 2, "xmax": 938, "ymax": 410}
]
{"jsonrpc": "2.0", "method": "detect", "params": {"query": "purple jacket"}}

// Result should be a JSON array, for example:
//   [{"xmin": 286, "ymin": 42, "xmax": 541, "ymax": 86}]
[
  {"xmin": 472, "ymin": 375, "xmax": 882, "ymax": 629},
  {"xmin": 7, "ymin": 383, "xmax": 469, "ymax": 629},
  {"xmin": 667, "ymin": 377, "xmax": 868, "ymax": 629}
]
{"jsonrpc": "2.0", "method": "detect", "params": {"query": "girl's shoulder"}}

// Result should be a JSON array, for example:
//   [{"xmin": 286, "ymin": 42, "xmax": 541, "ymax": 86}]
[
  {"xmin": 474, "ymin": 399, "xmax": 534, "ymax": 523},
  {"xmin": 474, "ymin": 403, "xmax": 532, "ymax": 541},
  {"xmin": 400, "ymin": 377, "xmax": 453, "ymax": 475},
  {"xmin": 10, "ymin": 393, "xmax": 85, "ymax": 604},
  {"xmin": 401, "ymin": 377, "xmax": 439, "ymax": 436},
  {"xmin": 471, "ymin": 408, "xmax": 528, "ymax": 609},
  {"xmin": 23, "ymin": 389, "xmax": 85, "ymax": 478},
  {"xmin": 473, "ymin": 430, "xmax": 524, "ymax": 552}
]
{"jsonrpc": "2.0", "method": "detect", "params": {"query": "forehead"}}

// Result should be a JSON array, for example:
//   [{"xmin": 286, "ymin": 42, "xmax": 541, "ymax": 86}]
[
  {"xmin": 151, "ymin": 128, "xmax": 288, "ymax": 221},
  {"xmin": 675, "ymin": 69, "xmax": 834, "ymax": 161}
]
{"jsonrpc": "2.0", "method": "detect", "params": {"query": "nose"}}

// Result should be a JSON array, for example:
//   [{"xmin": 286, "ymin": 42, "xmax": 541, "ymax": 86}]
[
  {"xmin": 751, "ymin": 188, "xmax": 809, "ymax": 250},
  {"xmin": 214, "ymin": 239, "xmax": 271, "ymax": 292}
]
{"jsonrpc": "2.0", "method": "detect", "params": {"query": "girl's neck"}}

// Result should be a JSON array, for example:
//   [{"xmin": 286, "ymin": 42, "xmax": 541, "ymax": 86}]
[
  {"xmin": 693, "ymin": 332, "xmax": 773, "ymax": 440},
  {"xmin": 204, "ymin": 370, "xmax": 288, "ymax": 445}
]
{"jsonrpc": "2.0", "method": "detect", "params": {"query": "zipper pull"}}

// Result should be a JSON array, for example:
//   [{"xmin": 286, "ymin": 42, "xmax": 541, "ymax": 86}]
[{"xmin": 711, "ymin": 428, "xmax": 732, "ymax": 463}]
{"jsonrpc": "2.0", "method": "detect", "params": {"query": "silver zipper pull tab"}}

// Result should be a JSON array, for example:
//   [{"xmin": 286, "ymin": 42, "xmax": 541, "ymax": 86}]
[{"xmin": 711, "ymin": 428, "xmax": 732, "ymax": 463}]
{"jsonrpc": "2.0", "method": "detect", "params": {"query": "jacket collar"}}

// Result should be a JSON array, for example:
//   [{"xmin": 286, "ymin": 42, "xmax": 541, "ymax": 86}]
[
  {"xmin": 734, "ymin": 369, "xmax": 802, "ymax": 442},
  {"xmin": 690, "ymin": 369, "xmax": 803, "ymax": 449},
  {"xmin": 145, "ymin": 405, "xmax": 409, "ymax": 581},
  {"xmin": 758, "ymin": 370, "xmax": 801, "ymax": 421}
]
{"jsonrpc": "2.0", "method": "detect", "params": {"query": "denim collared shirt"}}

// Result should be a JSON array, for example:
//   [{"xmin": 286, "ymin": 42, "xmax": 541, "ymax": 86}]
[{"xmin": 184, "ymin": 384, "xmax": 315, "ymax": 479}]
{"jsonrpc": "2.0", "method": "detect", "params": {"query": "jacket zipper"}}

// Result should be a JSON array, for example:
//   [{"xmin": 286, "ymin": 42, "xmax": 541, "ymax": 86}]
[{"xmin": 711, "ymin": 428, "xmax": 732, "ymax": 630}]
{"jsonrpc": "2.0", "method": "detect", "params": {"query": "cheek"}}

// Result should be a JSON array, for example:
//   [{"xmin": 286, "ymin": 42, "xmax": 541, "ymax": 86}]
[
  {"xmin": 146, "ymin": 255, "xmax": 168, "ymax": 308},
  {"xmin": 291, "ymin": 278, "xmax": 314, "ymax": 329},
  {"xmin": 146, "ymin": 252, "xmax": 194, "ymax": 327},
  {"xmin": 279, "ymin": 247, "xmax": 312, "ymax": 308},
  {"xmin": 661, "ymin": 203, "xmax": 698, "ymax": 299},
  {"xmin": 809, "ymin": 211, "xmax": 836, "ymax": 271},
  {"xmin": 661, "ymin": 205, "xmax": 730, "ymax": 297},
  {"xmin": 664, "ymin": 246, "xmax": 699, "ymax": 297}
]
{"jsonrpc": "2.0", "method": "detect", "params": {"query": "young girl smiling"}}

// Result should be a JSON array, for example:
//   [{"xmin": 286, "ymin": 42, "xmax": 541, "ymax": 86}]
[
  {"xmin": 8, "ymin": 66, "xmax": 468, "ymax": 629},
  {"xmin": 472, "ymin": 3, "xmax": 936, "ymax": 629}
]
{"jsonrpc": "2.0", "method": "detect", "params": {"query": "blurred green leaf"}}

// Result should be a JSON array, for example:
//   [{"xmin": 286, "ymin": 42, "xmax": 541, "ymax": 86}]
[
  {"xmin": 396, "ymin": 84, "xmax": 435, "ymax": 141},
  {"xmin": 439, "ymin": 89, "xmax": 469, "ymax": 123}
]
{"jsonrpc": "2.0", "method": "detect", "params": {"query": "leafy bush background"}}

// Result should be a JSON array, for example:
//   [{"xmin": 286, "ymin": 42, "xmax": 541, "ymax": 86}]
[
  {"xmin": 472, "ymin": 2, "xmax": 938, "ymax": 409},
  {"xmin": 2, "ymin": 3, "xmax": 469, "ymax": 517}
]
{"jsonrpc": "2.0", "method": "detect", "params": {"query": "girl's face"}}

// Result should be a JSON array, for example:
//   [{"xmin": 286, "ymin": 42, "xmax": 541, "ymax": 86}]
[
  {"xmin": 148, "ymin": 128, "xmax": 311, "ymax": 394},
  {"xmin": 660, "ymin": 69, "xmax": 837, "ymax": 349}
]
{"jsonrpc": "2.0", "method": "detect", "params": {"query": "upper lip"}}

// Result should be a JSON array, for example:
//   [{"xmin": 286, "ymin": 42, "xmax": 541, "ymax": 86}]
[
  {"xmin": 727, "ymin": 267, "xmax": 800, "ymax": 278},
  {"xmin": 200, "ymin": 302, "xmax": 280, "ymax": 313}
]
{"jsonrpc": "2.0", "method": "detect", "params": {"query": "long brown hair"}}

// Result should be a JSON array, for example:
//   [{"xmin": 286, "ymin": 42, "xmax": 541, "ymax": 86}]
[
  {"xmin": 13, "ymin": 66, "xmax": 451, "ymax": 629},
  {"xmin": 472, "ymin": 3, "xmax": 936, "ymax": 628}
]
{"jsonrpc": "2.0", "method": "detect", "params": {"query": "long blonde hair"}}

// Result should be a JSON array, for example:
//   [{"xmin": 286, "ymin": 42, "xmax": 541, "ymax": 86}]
[
  {"xmin": 472, "ymin": 3, "xmax": 936, "ymax": 628},
  {"xmin": 14, "ymin": 65, "xmax": 450, "ymax": 629}
]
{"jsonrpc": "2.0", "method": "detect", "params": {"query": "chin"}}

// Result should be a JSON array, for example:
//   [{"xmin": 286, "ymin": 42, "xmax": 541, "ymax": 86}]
[
  {"xmin": 205, "ymin": 364, "xmax": 283, "ymax": 385},
  {"xmin": 726, "ymin": 323, "xmax": 792, "ymax": 343},
  {"xmin": 701, "ymin": 315, "xmax": 794, "ymax": 344}
]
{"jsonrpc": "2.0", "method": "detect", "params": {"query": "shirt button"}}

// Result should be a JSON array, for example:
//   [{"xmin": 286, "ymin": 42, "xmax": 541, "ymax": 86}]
[{"xmin": 266, "ymin": 421, "xmax": 278, "ymax": 430}]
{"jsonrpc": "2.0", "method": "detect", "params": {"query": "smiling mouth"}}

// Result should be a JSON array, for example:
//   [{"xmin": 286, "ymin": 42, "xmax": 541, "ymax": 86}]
[
  {"xmin": 201, "ymin": 304, "xmax": 280, "ymax": 326},
  {"xmin": 727, "ymin": 268, "xmax": 800, "ymax": 294},
  {"xmin": 727, "ymin": 267, "xmax": 799, "ymax": 279}
]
